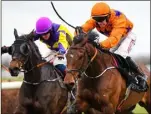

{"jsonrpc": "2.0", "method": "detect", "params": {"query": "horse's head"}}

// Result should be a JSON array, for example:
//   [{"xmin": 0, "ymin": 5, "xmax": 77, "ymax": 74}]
[
  {"xmin": 8, "ymin": 28, "xmax": 38, "ymax": 76},
  {"xmin": 64, "ymin": 31, "xmax": 99, "ymax": 88}
]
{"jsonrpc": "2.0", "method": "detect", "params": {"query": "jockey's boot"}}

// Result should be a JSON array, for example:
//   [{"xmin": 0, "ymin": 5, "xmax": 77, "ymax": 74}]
[{"xmin": 126, "ymin": 56, "xmax": 148, "ymax": 91}]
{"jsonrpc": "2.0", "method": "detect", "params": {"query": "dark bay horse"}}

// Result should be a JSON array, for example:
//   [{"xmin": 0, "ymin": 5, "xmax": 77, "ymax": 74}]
[
  {"xmin": 64, "ymin": 31, "xmax": 150, "ymax": 114},
  {"xmin": 8, "ymin": 29, "xmax": 68, "ymax": 114}
]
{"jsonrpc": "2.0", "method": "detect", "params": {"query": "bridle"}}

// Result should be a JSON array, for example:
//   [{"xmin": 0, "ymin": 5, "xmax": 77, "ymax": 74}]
[
  {"xmin": 9, "ymin": 38, "xmax": 60, "ymax": 85},
  {"xmin": 10, "ymin": 39, "xmax": 31, "ymax": 72},
  {"xmin": 66, "ymin": 43, "xmax": 116, "ymax": 79},
  {"xmin": 4, "ymin": 39, "xmax": 58, "ymax": 74},
  {"xmin": 66, "ymin": 44, "xmax": 98, "ymax": 77},
  {"xmin": 10, "ymin": 38, "xmax": 52, "ymax": 74}
]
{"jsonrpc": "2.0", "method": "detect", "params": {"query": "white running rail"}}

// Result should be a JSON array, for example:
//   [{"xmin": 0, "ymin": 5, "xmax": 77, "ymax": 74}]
[{"xmin": 2, "ymin": 81, "xmax": 22, "ymax": 89}]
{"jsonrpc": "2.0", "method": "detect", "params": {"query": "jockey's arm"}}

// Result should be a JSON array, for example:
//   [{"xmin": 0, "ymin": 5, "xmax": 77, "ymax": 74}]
[
  {"xmin": 57, "ymin": 25, "xmax": 72, "ymax": 54},
  {"xmin": 46, "ymin": 32, "xmax": 68, "ymax": 55},
  {"xmin": 58, "ymin": 25, "xmax": 74, "ymax": 41},
  {"xmin": 100, "ymin": 15, "xmax": 133, "ymax": 49},
  {"xmin": 57, "ymin": 32, "xmax": 68, "ymax": 54}
]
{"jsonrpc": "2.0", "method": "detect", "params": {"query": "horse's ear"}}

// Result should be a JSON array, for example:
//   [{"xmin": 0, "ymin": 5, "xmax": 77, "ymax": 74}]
[
  {"xmin": 28, "ymin": 29, "xmax": 36, "ymax": 41},
  {"xmin": 14, "ymin": 28, "xmax": 19, "ymax": 39}
]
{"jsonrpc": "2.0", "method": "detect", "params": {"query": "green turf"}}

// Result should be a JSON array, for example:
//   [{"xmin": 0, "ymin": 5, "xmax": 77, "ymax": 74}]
[
  {"xmin": 1, "ymin": 76, "xmax": 23, "ymax": 82},
  {"xmin": 132, "ymin": 104, "xmax": 148, "ymax": 114},
  {"xmin": 82, "ymin": 104, "xmax": 148, "ymax": 114}
]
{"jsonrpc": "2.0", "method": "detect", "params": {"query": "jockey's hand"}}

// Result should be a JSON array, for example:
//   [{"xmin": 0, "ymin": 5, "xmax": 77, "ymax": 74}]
[
  {"xmin": 57, "ymin": 54, "xmax": 64, "ymax": 60},
  {"xmin": 57, "ymin": 50, "xmax": 65, "ymax": 60},
  {"xmin": 75, "ymin": 26, "xmax": 84, "ymax": 35},
  {"xmin": 1, "ymin": 46, "xmax": 9, "ymax": 55}
]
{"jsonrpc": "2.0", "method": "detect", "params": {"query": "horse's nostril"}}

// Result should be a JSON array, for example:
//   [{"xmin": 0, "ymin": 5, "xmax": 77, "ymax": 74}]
[
  {"xmin": 9, "ymin": 67, "xmax": 20, "ymax": 77},
  {"xmin": 65, "ymin": 83, "xmax": 74, "ymax": 91},
  {"xmin": 69, "ymin": 82, "xmax": 75, "ymax": 87},
  {"xmin": 65, "ymin": 82, "xmax": 75, "ymax": 91}
]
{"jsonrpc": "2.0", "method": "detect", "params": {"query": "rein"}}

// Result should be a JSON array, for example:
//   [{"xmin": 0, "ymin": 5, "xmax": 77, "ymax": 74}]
[
  {"xmin": 82, "ymin": 48, "xmax": 116, "ymax": 79},
  {"xmin": 84, "ymin": 67, "xmax": 116, "ymax": 78},
  {"xmin": 1, "ymin": 64, "xmax": 10, "ymax": 72},
  {"xmin": 1, "ymin": 54, "xmax": 61, "ymax": 86}
]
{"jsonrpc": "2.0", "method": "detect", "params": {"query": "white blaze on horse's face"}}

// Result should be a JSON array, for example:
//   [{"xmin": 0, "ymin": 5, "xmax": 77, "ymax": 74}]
[{"xmin": 70, "ymin": 54, "xmax": 74, "ymax": 58}]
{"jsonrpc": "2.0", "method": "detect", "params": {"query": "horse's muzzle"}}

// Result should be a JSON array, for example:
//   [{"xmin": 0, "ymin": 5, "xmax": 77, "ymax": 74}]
[
  {"xmin": 65, "ymin": 82, "xmax": 75, "ymax": 91},
  {"xmin": 9, "ymin": 67, "xmax": 20, "ymax": 76}
]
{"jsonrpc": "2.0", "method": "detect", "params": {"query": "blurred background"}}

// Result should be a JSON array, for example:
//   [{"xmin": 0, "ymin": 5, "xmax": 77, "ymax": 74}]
[{"xmin": 2, "ymin": 1, "xmax": 150, "ymax": 76}]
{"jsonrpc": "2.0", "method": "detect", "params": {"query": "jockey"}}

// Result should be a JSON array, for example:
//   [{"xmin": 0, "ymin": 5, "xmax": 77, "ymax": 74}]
[
  {"xmin": 34, "ymin": 17, "xmax": 73, "ymax": 76},
  {"xmin": 75, "ymin": 2, "xmax": 148, "ymax": 91}
]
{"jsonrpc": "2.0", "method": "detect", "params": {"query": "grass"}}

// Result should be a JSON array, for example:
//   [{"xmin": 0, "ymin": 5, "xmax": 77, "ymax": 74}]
[
  {"xmin": 1, "ymin": 75, "xmax": 23, "ymax": 82},
  {"xmin": 81, "ymin": 104, "xmax": 148, "ymax": 114},
  {"xmin": 132, "ymin": 104, "xmax": 148, "ymax": 114}
]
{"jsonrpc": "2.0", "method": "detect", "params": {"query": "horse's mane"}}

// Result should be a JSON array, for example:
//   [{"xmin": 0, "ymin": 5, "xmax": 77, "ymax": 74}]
[
  {"xmin": 73, "ymin": 31, "xmax": 99, "ymax": 46},
  {"xmin": 87, "ymin": 31, "xmax": 99, "ymax": 43},
  {"xmin": 73, "ymin": 33, "xmax": 86, "ymax": 44}
]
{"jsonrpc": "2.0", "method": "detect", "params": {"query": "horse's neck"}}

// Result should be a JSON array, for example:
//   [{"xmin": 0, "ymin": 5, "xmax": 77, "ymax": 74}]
[
  {"xmin": 24, "ymin": 53, "xmax": 43, "ymax": 82},
  {"xmin": 86, "ymin": 51, "xmax": 114, "ymax": 77}
]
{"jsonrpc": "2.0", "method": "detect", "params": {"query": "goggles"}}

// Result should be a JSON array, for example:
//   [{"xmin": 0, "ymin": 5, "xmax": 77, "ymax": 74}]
[
  {"xmin": 41, "ymin": 31, "xmax": 50, "ymax": 36},
  {"xmin": 92, "ymin": 14, "xmax": 109, "ymax": 22}
]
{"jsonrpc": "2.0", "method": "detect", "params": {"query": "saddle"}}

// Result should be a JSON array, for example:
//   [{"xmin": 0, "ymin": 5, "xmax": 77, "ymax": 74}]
[
  {"xmin": 99, "ymin": 49, "xmax": 143, "ymax": 90},
  {"xmin": 99, "ymin": 49, "xmax": 130, "ymax": 72},
  {"xmin": 110, "ymin": 53, "xmax": 132, "ymax": 81}
]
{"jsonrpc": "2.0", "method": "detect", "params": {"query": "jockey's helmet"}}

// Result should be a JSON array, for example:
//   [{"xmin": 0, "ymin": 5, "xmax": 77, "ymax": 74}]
[
  {"xmin": 91, "ymin": 2, "xmax": 111, "ymax": 22},
  {"xmin": 36, "ymin": 17, "xmax": 53, "ymax": 35}
]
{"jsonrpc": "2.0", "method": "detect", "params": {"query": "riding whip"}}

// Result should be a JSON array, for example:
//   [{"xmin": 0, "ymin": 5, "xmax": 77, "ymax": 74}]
[{"xmin": 50, "ymin": 1, "xmax": 75, "ymax": 29}]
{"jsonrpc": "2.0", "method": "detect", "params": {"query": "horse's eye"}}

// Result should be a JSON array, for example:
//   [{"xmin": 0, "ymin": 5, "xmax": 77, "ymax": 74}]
[{"xmin": 20, "ymin": 43, "xmax": 29, "ymax": 56}]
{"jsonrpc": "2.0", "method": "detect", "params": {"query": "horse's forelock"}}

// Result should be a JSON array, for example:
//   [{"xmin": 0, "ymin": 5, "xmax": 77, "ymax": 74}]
[
  {"xmin": 73, "ymin": 35, "xmax": 84, "ymax": 44},
  {"xmin": 73, "ymin": 33, "xmax": 88, "ymax": 45},
  {"xmin": 87, "ymin": 31, "xmax": 99, "ymax": 43},
  {"xmin": 73, "ymin": 31, "xmax": 99, "ymax": 45}
]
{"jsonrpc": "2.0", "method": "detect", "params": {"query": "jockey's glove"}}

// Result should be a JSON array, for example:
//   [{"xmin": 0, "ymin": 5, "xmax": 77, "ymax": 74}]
[
  {"xmin": 57, "ymin": 49, "xmax": 65, "ymax": 60},
  {"xmin": 75, "ymin": 26, "xmax": 84, "ymax": 35}
]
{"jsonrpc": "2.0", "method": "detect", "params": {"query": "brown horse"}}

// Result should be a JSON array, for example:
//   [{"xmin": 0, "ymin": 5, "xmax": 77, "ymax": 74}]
[
  {"xmin": 64, "ymin": 31, "xmax": 150, "ymax": 114},
  {"xmin": 7, "ymin": 28, "xmax": 69, "ymax": 114}
]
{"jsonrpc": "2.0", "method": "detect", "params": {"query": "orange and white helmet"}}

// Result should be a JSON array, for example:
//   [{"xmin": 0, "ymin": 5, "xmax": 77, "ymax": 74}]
[{"xmin": 91, "ymin": 2, "xmax": 111, "ymax": 22}]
